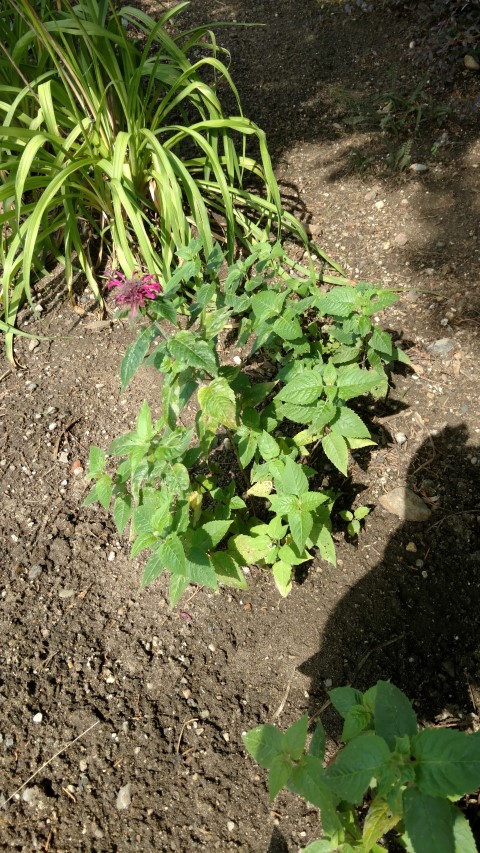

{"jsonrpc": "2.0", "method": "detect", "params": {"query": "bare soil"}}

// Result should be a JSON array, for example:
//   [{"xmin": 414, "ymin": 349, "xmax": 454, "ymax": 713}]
[{"xmin": 1, "ymin": 2, "xmax": 479, "ymax": 850}]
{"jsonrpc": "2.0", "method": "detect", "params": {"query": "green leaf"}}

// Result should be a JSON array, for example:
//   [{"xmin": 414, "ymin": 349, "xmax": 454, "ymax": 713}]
[
  {"xmin": 324, "ymin": 734, "xmax": 390, "ymax": 803},
  {"xmin": 370, "ymin": 327, "xmax": 393, "ymax": 357},
  {"xmin": 136, "ymin": 400, "xmax": 153, "ymax": 442},
  {"xmin": 211, "ymin": 552, "xmax": 248, "ymax": 590},
  {"xmin": 275, "ymin": 370, "xmax": 324, "ymax": 405},
  {"xmin": 288, "ymin": 509, "xmax": 313, "ymax": 552},
  {"xmin": 316, "ymin": 525, "xmax": 337, "ymax": 566},
  {"xmin": 168, "ymin": 331, "xmax": 218, "ymax": 375},
  {"xmin": 278, "ymin": 455, "xmax": 309, "ymax": 496},
  {"xmin": 300, "ymin": 492, "xmax": 329, "ymax": 512},
  {"xmin": 257, "ymin": 430, "xmax": 280, "ymax": 460},
  {"xmin": 198, "ymin": 377, "xmax": 237, "ymax": 430},
  {"xmin": 243, "ymin": 724, "xmax": 283, "ymax": 769},
  {"xmin": 403, "ymin": 788, "xmax": 454, "ymax": 853},
  {"xmin": 268, "ymin": 493, "xmax": 297, "ymax": 514},
  {"xmin": 169, "ymin": 574, "xmax": 190, "ymax": 609},
  {"xmin": 120, "ymin": 325, "xmax": 158, "ymax": 390},
  {"xmin": 362, "ymin": 796, "xmax": 401, "ymax": 853},
  {"xmin": 251, "ymin": 289, "xmax": 285, "ymax": 323},
  {"xmin": 268, "ymin": 753, "xmax": 293, "ymax": 800},
  {"xmin": 374, "ymin": 681, "xmax": 417, "ymax": 750},
  {"xmin": 158, "ymin": 534, "xmax": 186, "ymax": 576},
  {"xmin": 412, "ymin": 729, "xmax": 480, "ymax": 798},
  {"xmin": 130, "ymin": 532, "xmax": 157, "ymax": 559},
  {"xmin": 337, "ymin": 366, "xmax": 383, "ymax": 400},
  {"xmin": 82, "ymin": 484, "xmax": 99, "ymax": 507},
  {"xmin": 141, "ymin": 548, "xmax": 166, "ymax": 588},
  {"xmin": 113, "ymin": 494, "xmax": 132, "ymax": 535},
  {"xmin": 185, "ymin": 549, "xmax": 218, "ymax": 589},
  {"xmin": 329, "ymin": 687, "xmax": 365, "ymax": 719},
  {"xmin": 194, "ymin": 520, "xmax": 233, "ymax": 549},
  {"xmin": 309, "ymin": 721, "xmax": 326, "ymax": 760},
  {"xmin": 96, "ymin": 475, "xmax": 113, "ymax": 510},
  {"xmin": 283, "ymin": 716, "xmax": 309, "ymax": 761},
  {"xmin": 278, "ymin": 402, "xmax": 316, "ymax": 424},
  {"xmin": 289, "ymin": 757, "xmax": 342, "ymax": 836},
  {"xmin": 452, "ymin": 808, "xmax": 477, "ymax": 853},
  {"xmin": 88, "ymin": 446, "xmax": 106, "ymax": 477},
  {"xmin": 273, "ymin": 315, "xmax": 303, "ymax": 341},
  {"xmin": 272, "ymin": 560, "xmax": 293, "ymax": 597},
  {"xmin": 316, "ymin": 286, "xmax": 359, "ymax": 317},
  {"xmin": 229, "ymin": 534, "xmax": 272, "ymax": 564},
  {"xmin": 342, "ymin": 705, "xmax": 373, "ymax": 742},
  {"xmin": 322, "ymin": 433, "xmax": 349, "ymax": 476},
  {"xmin": 330, "ymin": 406, "xmax": 371, "ymax": 439}
]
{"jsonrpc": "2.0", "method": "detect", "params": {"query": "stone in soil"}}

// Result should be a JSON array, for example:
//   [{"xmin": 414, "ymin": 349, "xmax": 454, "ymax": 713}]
[{"xmin": 379, "ymin": 487, "xmax": 431, "ymax": 522}]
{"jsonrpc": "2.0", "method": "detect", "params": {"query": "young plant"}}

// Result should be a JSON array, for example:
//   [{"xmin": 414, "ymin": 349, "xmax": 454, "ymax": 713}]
[
  {"xmin": 243, "ymin": 680, "xmax": 480, "ymax": 853},
  {"xmin": 84, "ymin": 239, "xmax": 408, "ymax": 606},
  {"xmin": 339, "ymin": 505, "xmax": 371, "ymax": 538}
]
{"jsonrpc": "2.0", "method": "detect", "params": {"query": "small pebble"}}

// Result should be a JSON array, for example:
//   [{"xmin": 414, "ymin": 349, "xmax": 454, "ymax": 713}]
[
  {"xmin": 227, "ymin": 821, "xmax": 235, "ymax": 833},
  {"xmin": 28, "ymin": 339, "xmax": 40, "ymax": 352},
  {"xmin": 58, "ymin": 588, "xmax": 75, "ymax": 599},
  {"xmin": 374, "ymin": 200, "xmax": 384, "ymax": 210},
  {"xmin": 48, "ymin": 422, "xmax": 57, "ymax": 431},
  {"xmin": 32, "ymin": 712, "xmax": 43, "ymax": 724},
  {"xmin": 394, "ymin": 232, "xmax": 408, "ymax": 246},
  {"xmin": 199, "ymin": 709, "xmax": 210, "ymax": 719},
  {"xmin": 79, "ymin": 759, "xmax": 88, "ymax": 772},
  {"xmin": 208, "ymin": 644, "xmax": 216, "ymax": 653},
  {"xmin": 406, "ymin": 542, "xmax": 417, "ymax": 553},
  {"xmin": 233, "ymin": 355, "xmax": 242, "ymax": 365},
  {"xmin": 222, "ymin": 732, "xmax": 230, "ymax": 742},
  {"xmin": 395, "ymin": 432, "xmax": 407, "ymax": 445},
  {"xmin": 108, "ymin": 551, "xmax": 116, "ymax": 562},
  {"xmin": 28, "ymin": 564, "xmax": 42, "ymax": 581},
  {"xmin": 470, "ymin": 457, "xmax": 478, "ymax": 465},
  {"xmin": 26, "ymin": 383, "xmax": 38, "ymax": 392},
  {"xmin": 409, "ymin": 163, "xmax": 428, "ymax": 172},
  {"xmin": 324, "ymin": 678, "xmax": 333, "ymax": 688},
  {"xmin": 58, "ymin": 451, "xmax": 69, "ymax": 464},
  {"xmin": 116, "ymin": 783, "xmax": 131, "ymax": 810}
]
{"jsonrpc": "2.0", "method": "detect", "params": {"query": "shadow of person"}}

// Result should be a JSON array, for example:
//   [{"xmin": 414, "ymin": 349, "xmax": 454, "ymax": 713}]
[{"xmin": 299, "ymin": 423, "xmax": 480, "ymax": 737}]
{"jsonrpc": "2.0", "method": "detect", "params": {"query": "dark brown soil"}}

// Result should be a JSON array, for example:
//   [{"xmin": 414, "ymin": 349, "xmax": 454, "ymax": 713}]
[{"xmin": 1, "ymin": 2, "xmax": 479, "ymax": 850}]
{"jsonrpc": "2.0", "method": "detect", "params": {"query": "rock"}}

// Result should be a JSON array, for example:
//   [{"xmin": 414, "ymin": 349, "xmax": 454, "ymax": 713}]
[
  {"xmin": 380, "ymin": 488, "xmax": 431, "ymax": 522},
  {"xmin": 394, "ymin": 232, "xmax": 408, "ymax": 246},
  {"xmin": 58, "ymin": 588, "xmax": 75, "ymax": 599},
  {"xmin": 28, "ymin": 339, "xmax": 39, "ymax": 352},
  {"xmin": 464, "ymin": 54, "xmax": 480, "ymax": 71},
  {"xmin": 406, "ymin": 542, "xmax": 417, "ymax": 553},
  {"xmin": 426, "ymin": 338, "xmax": 454, "ymax": 357},
  {"xmin": 58, "ymin": 451, "xmax": 69, "ymax": 464},
  {"xmin": 26, "ymin": 383, "xmax": 38, "ymax": 392},
  {"xmin": 374, "ymin": 200, "xmax": 385, "ymax": 210},
  {"xmin": 395, "ymin": 432, "xmax": 407, "ymax": 445},
  {"xmin": 116, "ymin": 783, "xmax": 131, "ymax": 810},
  {"xmin": 28, "ymin": 564, "xmax": 42, "ymax": 581},
  {"xmin": 409, "ymin": 163, "xmax": 428, "ymax": 172},
  {"xmin": 32, "ymin": 712, "xmax": 43, "ymax": 724},
  {"xmin": 233, "ymin": 356, "xmax": 242, "ymax": 365},
  {"xmin": 227, "ymin": 821, "xmax": 235, "ymax": 833},
  {"xmin": 364, "ymin": 189, "xmax": 378, "ymax": 202}
]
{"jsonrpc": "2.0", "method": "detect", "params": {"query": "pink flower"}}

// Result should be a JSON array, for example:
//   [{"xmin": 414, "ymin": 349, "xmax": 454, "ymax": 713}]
[{"xmin": 106, "ymin": 271, "xmax": 162, "ymax": 317}]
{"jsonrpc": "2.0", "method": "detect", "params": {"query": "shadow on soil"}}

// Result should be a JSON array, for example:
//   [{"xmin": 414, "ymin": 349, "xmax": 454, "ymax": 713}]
[
  {"xmin": 298, "ymin": 422, "xmax": 480, "ymax": 736},
  {"xmin": 177, "ymin": 0, "xmax": 480, "ymax": 315}
]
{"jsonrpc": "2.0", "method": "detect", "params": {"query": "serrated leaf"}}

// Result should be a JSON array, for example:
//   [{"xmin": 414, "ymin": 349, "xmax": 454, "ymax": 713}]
[
  {"xmin": 251, "ymin": 289, "xmax": 285, "ymax": 323},
  {"xmin": 168, "ymin": 330, "xmax": 218, "ymax": 375},
  {"xmin": 243, "ymin": 724, "xmax": 283, "ymax": 769},
  {"xmin": 275, "ymin": 371, "xmax": 324, "ymax": 405},
  {"xmin": 96, "ymin": 475, "xmax": 113, "ymax": 510},
  {"xmin": 211, "ymin": 552, "xmax": 248, "ymax": 590},
  {"xmin": 277, "ymin": 455, "xmax": 309, "ymax": 496},
  {"xmin": 330, "ymin": 406, "xmax": 371, "ymax": 439},
  {"xmin": 362, "ymin": 796, "xmax": 401, "ymax": 852},
  {"xmin": 136, "ymin": 400, "xmax": 153, "ymax": 442},
  {"xmin": 194, "ymin": 520, "xmax": 232, "ymax": 549},
  {"xmin": 316, "ymin": 286, "xmax": 359, "ymax": 317},
  {"xmin": 130, "ymin": 532, "xmax": 157, "ymax": 559},
  {"xmin": 329, "ymin": 687, "xmax": 365, "ymax": 719},
  {"xmin": 82, "ymin": 484, "xmax": 99, "ymax": 507},
  {"xmin": 88, "ymin": 446, "xmax": 106, "ymax": 477},
  {"xmin": 452, "ymin": 807, "xmax": 477, "ymax": 853},
  {"xmin": 374, "ymin": 681, "xmax": 417, "ymax": 750},
  {"xmin": 324, "ymin": 734, "xmax": 390, "ymax": 803},
  {"xmin": 272, "ymin": 560, "xmax": 292, "ymax": 597},
  {"xmin": 198, "ymin": 377, "xmax": 237, "ymax": 431},
  {"xmin": 269, "ymin": 493, "xmax": 297, "ymax": 514},
  {"xmin": 283, "ymin": 716, "xmax": 309, "ymax": 761},
  {"xmin": 238, "ymin": 430, "xmax": 258, "ymax": 467},
  {"xmin": 268, "ymin": 753, "xmax": 293, "ymax": 800},
  {"xmin": 257, "ymin": 430, "xmax": 280, "ymax": 460},
  {"xmin": 278, "ymin": 402, "xmax": 317, "ymax": 424},
  {"xmin": 113, "ymin": 494, "xmax": 132, "ymax": 535},
  {"xmin": 412, "ymin": 729, "xmax": 480, "ymax": 798},
  {"xmin": 337, "ymin": 365, "xmax": 383, "ymax": 400},
  {"xmin": 108, "ymin": 432, "xmax": 139, "ymax": 456},
  {"xmin": 247, "ymin": 480, "xmax": 274, "ymax": 498},
  {"xmin": 120, "ymin": 324, "xmax": 158, "ymax": 389},
  {"xmin": 273, "ymin": 315, "xmax": 303, "ymax": 341},
  {"xmin": 370, "ymin": 327, "xmax": 393, "ymax": 357},
  {"xmin": 289, "ymin": 757, "xmax": 341, "ymax": 836},
  {"xmin": 322, "ymin": 432, "xmax": 349, "ymax": 476},
  {"xmin": 169, "ymin": 574, "xmax": 189, "ymax": 608},
  {"xmin": 403, "ymin": 788, "xmax": 454, "ymax": 853},
  {"xmin": 185, "ymin": 548, "xmax": 218, "ymax": 589},
  {"xmin": 229, "ymin": 534, "xmax": 272, "ymax": 564},
  {"xmin": 141, "ymin": 547, "xmax": 166, "ymax": 587},
  {"xmin": 309, "ymin": 721, "xmax": 326, "ymax": 760},
  {"xmin": 288, "ymin": 509, "xmax": 313, "ymax": 552},
  {"xmin": 342, "ymin": 705, "xmax": 373, "ymax": 742},
  {"xmin": 158, "ymin": 534, "xmax": 186, "ymax": 576},
  {"xmin": 300, "ymin": 492, "xmax": 330, "ymax": 512}
]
